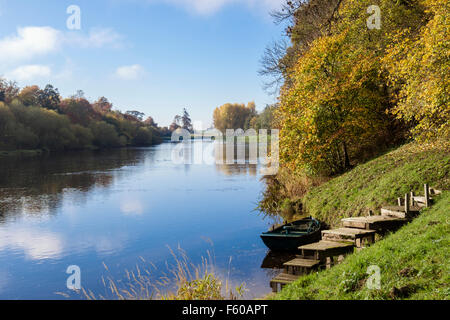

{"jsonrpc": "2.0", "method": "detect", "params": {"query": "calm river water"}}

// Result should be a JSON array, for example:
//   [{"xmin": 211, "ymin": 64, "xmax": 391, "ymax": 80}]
[{"xmin": 0, "ymin": 141, "xmax": 282, "ymax": 299}]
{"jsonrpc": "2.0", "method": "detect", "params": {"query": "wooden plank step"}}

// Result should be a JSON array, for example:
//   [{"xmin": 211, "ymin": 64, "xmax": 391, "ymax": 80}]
[
  {"xmin": 283, "ymin": 258, "xmax": 321, "ymax": 275},
  {"xmin": 283, "ymin": 258, "xmax": 321, "ymax": 268},
  {"xmin": 321, "ymin": 228, "xmax": 376, "ymax": 247},
  {"xmin": 381, "ymin": 206, "xmax": 420, "ymax": 219},
  {"xmin": 270, "ymin": 273, "xmax": 300, "ymax": 284},
  {"xmin": 341, "ymin": 215, "xmax": 407, "ymax": 231},
  {"xmin": 270, "ymin": 273, "xmax": 300, "ymax": 292},
  {"xmin": 298, "ymin": 240, "xmax": 354, "ymax": 261},
  {"xmin": 413, "ymin": 196, "xmax": 428, "ymax": 203}
]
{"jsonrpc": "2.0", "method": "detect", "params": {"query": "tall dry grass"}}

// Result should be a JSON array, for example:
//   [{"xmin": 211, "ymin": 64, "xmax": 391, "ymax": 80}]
[
  {"xmin": 259, "ymin": 167, "xmax": 328, "ymax": 221},
  {"xmin": 59, "ymin": 246, "xmax": 246, "ymax": 300}
]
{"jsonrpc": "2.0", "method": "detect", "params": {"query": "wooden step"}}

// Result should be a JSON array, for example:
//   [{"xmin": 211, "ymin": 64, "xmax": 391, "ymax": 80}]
[
  {"xmin": 381, "ymin": 206, "xmax": 420, "ymax": 219},
  {"xmin": 298, "ymin": 240, "xmax": 354, "ymax": 261},
  {"xmin": 283, "ymin": 258, "xmax": 321, "ymax": 275},
  {"xmin": 270, "ymin": 273, "xmax": 300, "ymax": 292},
  {"xmin": 341, "ymin": 215, "xmax": 407, "ymax": 231},
  {"xmin": 430, "ymin": 188, "xmax": 442, "ymax": 195},
  {"xmin": 412, "ymin": 196, "xmax": 433, "ymax": 207},
  {"xmin": 413, "ymin": 196, "xmax": 428, "ymax": 204},
  {"xmin": 321, "ymin": 228, "xmax": 376, "ymax": 247}
]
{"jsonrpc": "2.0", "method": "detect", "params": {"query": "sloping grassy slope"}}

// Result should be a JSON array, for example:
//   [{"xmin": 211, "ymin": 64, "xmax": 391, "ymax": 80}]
[
  {"xmin": 275, "ymin": 192, "xmax": 449, "ymax": 300},
  {"xmin": 303, "ymin": 142, "xmax": 449, "ymax": 227}
]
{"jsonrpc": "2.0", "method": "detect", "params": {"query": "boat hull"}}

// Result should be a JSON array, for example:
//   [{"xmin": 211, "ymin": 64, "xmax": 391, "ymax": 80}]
[
  {"xmin": 260, "ymin": 231, "xmax": 321, "ymax": 251},
  {"xmin": 260, "ymin": 218, "xmax": 322, "ymax": 252}
]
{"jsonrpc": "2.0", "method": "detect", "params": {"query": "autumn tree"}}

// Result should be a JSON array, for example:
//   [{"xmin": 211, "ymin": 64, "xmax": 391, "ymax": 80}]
[
  {"xmin": 260, "ymin": 0, "xmax": 344, "ymax": 93},
  {"xmin": 269, "ymin": 0, "xmax": 434, "ymax": 175},
  {"xmin": 251, "ymin": 104, "xmax": 278, "ymax": 130},
  {"xmin": 59, "ymin": 98, "xmax": 100, "ymax": 126},
  {"xmin": 93, "ymin": 96, "xmax": 113, "ymax": 113},
  {"xmin": 0, "ymin": 79, "xmax": 19, "ymax": 103},
  {"xmin": 0, "ymin": 78, "xmax": 163, "ymax": 151},
  {"xmin": 18, "ymin": 85, "xmax": 40, "ymax": 106},
  {"xmin": 213, "ymin": 102, "xmax": 257, "ymax": 132},
  {"xmin": 144, "ymin": 116, "xmax": 157, "ymax": 127},
  {"xmin": 383, "ymin": 0, "xmax": 450, "ymax": 142}
]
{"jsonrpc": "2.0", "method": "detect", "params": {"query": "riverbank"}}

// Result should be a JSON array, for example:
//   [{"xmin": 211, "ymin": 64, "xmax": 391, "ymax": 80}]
[
  {"xmin": 269, "ymin": 141, "xmax": 449, "ymax": 299},
  {"xmin": 274, "ymin": 191, "xmax": 449, "ymax": 299},
  {"xmin": 297, "ymin": 142, "xmax": 449, "ymax": 228},
  {"xmin": 0, "ymin": 143, "xmax": 162, "ymax": 159},
  {"xmin": 0, "ymin": 149, "xmax": 46, "ymax": 158}
]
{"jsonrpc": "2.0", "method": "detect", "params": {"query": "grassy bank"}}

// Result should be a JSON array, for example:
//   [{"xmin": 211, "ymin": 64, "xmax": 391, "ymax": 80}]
[
  {"xmin": 303, "ymin": 142, "xmax": 449, "ymax": 227},
  {"xmin": 274, "ymin": 191, "xmax": 449, "ymax": 300}
]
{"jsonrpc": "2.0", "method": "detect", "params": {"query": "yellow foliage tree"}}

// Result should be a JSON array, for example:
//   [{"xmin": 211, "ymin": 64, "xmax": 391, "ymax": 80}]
[{"xmin": 383, "ymin": 0, "xmax": 450, "ymax": 142}]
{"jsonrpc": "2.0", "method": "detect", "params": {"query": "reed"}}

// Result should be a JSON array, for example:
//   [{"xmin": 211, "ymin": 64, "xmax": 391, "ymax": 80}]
[{"xmin": 63, "ymin": 246, "xmax": 246, "ymax": 300}]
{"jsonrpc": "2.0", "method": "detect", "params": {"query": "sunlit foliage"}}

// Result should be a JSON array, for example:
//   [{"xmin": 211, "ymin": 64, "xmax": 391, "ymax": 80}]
[
  {"xmin": 213, "ymin": 102, "xmax": 257, "ymax": 132},
  {"xmin": 0, "ymin": 78, "xmax": 162, "ymax": 152},
  {"xmin": 274, "ymin": 0, "xmax": 447, "ymax": 175},
  {"xmin": 383, "ymin": 0, "xmax": 449, "ymax": 142}
]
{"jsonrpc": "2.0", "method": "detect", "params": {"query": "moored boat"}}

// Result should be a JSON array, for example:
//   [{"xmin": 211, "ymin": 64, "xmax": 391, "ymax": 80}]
[{"xmin": 260, "ymin": 217, "xmax": 321, "ymax": 251}]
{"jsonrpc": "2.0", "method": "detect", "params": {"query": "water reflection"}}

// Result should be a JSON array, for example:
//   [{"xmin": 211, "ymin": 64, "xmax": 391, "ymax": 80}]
[
  {"xmin": 0, "ymin": 148, "xmax": 148, "ymax": 223},
  {"xmin": 260, "ymin": 251, "xmax": 297, "ymax": 269},
  {"xmin": 0, "ymin": 142, "xmax": 278, "ymax": 299},
  {"xmin": 0, "ymin": 226, "xmax": 64, "ymax": 260}
]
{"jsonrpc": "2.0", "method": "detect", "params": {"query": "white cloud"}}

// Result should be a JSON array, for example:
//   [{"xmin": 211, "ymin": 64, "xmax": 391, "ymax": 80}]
[
  {"xmin": 6, "ymin": 64, "xmax": 52, "ymax": 81},
  {"xmin": 0, "ymin": 26, "xmax": 123, "ymax": 65},
  {"xmin": 0, "ymin": 227, "xmax": 64, "ymax": 260},
  {"xmin": 115, "ymin": 64, "xmax": 145, "ymax": 80},
  {"xmin": 146, "ymin": 0, "xmax": 283, "ymax": 14},
  {"xmin": 0, "ymin": 26, "xmax": 61, "ymax": 63}
]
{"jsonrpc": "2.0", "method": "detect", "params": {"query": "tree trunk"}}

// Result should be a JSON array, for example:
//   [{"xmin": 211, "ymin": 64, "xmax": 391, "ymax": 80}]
[{"xmin": 343, "ymin": 141, "xmax": 350, "ymax": 170}]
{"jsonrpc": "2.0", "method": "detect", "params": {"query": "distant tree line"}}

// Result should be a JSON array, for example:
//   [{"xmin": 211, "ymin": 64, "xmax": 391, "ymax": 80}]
[
  {"xmin": 212, "ymin": 102, "xmax": 276, "ymax": 132},
  {"xmin": 0, "ymin": 79, "xmax": 170, "ymax": 152}
]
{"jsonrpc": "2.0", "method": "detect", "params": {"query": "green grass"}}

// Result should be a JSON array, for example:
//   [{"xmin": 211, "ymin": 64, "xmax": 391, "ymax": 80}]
[
  {"xmin": 303, "ymin": 142, "xmax": 449, "ymax": 227},
  {"xmin": 275, "ymin": 191, "xmax": 450, "ymax": 300}
]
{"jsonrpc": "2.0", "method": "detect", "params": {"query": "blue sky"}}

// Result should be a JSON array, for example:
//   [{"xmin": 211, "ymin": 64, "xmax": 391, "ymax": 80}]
[{"xmin": 0, "ymin": 0, "xmax": 285, "ymax": 127}]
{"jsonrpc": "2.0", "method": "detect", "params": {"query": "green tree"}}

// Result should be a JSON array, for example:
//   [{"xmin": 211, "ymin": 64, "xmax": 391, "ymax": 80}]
[
  {"xmin": 181, "ymin": 108, "xmax": 193, "ymax": 132},
  {"xmin": 37, "ymin": 84, "xmax": 60, "ymax": 110},
  {"xmin": 89, "ymin": 121, "xmax": 124, "ymax": 148},
  {"xmin": 126, "ymin": 110, "xmax": 145, "ymax": 121}
]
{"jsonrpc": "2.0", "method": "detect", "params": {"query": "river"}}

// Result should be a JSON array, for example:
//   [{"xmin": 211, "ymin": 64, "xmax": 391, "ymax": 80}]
[{"xmin": 0, "ymin": 141, "xmax": 282, "ymax": 299}]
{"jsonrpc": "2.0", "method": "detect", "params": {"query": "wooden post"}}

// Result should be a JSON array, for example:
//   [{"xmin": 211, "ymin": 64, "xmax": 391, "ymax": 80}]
[
  {"xmin": 326, "ymin": 257, "xmax": 332, "ymax": 269},
  {"xmin": 424, "ymin": 184, "xmax": 430, "ymax": 208},
  {"xmin": 398, "ymin": 197, "xmax": 402, "ymax": 206},
  {"xmin": 405, "ymin": 193, "xmax": 410, "ymax": 214},
  {"xmin": 410, "ymin": 191, "xmax": 415, "ymax": 208}
]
